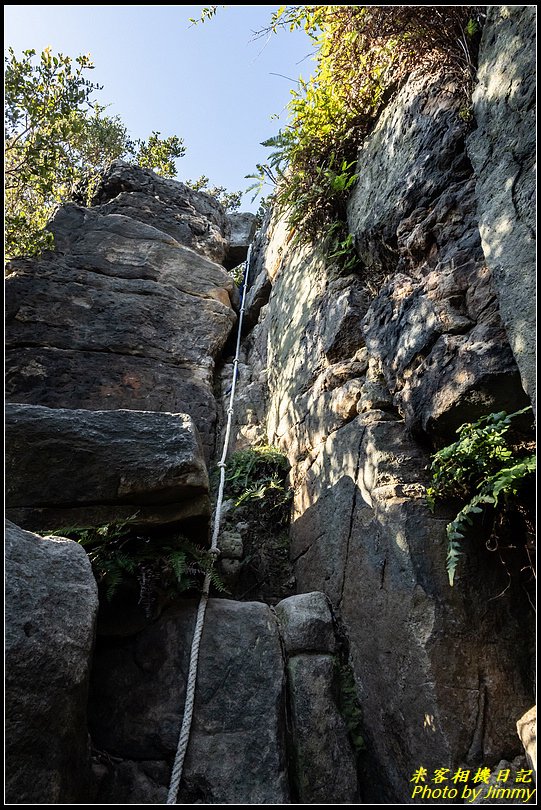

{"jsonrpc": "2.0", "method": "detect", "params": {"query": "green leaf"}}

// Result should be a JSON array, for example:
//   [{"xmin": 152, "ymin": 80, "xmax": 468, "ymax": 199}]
[{"xmin": 5, "ymin": 47, "xmax": 185, "ymax": 257}]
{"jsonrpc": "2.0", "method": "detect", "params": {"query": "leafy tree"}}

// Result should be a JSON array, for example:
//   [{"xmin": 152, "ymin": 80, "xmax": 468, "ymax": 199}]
[
  {"xmin": 5, "ymin": 47, "xmax": 99, "ymax": 256},
  {"xmin": 133, "ymin": 130, "xmax": 185, "ymax": 178},
  {"xmin": 185, "ymin": 174, "xmax": 243, "ymax": 212},
  {"xmin": 5, "ymin": 47, "xmax": 185, "ymax": 259}
]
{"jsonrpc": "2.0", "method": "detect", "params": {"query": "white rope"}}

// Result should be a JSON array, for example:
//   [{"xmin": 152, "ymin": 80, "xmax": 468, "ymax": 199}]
[{"xmin": 166, "ymin": 246, "xmax": 253, "ymax": 805}]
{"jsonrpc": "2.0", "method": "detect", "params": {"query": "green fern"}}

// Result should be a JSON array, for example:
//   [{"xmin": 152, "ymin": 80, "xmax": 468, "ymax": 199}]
[
  {"xmin": 224, "ymin": 445, "xmax": 292, "ymax": 519},
  {"xmin": 427, "ymin": 407, "xmax": 535, "ymax": 586},
  {"xmin": 206, "ymin": 564, "xmax": 229, "ymax": 594},
  {"xmin": 54, "ymin": 521, "xmax": 228, "ymax": 602},
  {"xmin": 168, "ymin": 549, "xmax": 188, "ymax": 585},
  {"xmin": 446, "ymin": 455, "xmax": 536, "ymax": 586}
]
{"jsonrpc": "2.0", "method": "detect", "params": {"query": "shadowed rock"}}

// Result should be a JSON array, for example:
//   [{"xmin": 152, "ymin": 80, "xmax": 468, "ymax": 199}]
[
  {"xmin": 89, "ymin": 599, "xmax": 289, "ymax": 804},
  {"xmin": 225, "ymin": 211, "xmax": 257, "ymax": 269},
  {"xmin": 5, "ymin": 520, "xmax": 98, "ymax": 804},
  {"xmin": 5, "ymin": 404, "xmax": 209, "ymax": 533}
]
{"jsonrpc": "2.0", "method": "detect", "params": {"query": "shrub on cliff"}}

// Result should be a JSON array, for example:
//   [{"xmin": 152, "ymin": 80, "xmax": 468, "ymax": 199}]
[
  {"xmin": 247, "ymin": 6, "xmax": 484, "ymax": 269},
  {"xmin": 58, "ymin": 521, "xmax": 226, "ymax": 615}
]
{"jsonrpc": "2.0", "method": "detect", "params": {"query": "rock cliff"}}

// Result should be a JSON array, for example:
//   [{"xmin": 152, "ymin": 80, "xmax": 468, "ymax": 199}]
[
  {"xmin": 220, "ymin": 7, "xmax": 536, "ymax": 802},
  {"xmin": 5, "ymin": 163, "xmax": 239, "ymax": 461},
  {"xmin": 4, "ymin": 7, "xmax": 536, "ymax": 805}
]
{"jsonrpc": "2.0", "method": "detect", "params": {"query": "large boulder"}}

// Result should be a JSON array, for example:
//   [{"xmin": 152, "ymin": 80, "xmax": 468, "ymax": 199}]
[
  {"xmin": 468, "ymin": 6, "xmax": 537, "ymax": 411},
  {"xmin": 89, "ymin": 599, "xmax": 290, "ymax": 804},
  {"xmin": 5, "ymin": 404, "xmax": 209, "ymax": 533},
  {"xmin": 276, "ymin": 592, "xmax": 359, "ymax": 803},
  {"xmin": 5, "ymin": 520, "xmax": 99, "ymax": 803},
  {"xmin": 275, "ymin": 591, "xmax": 336, "ymax": 655},
  {"xmin": 87, "ymin": 160, "xmax": 229, "ymax": 264},
  {"xmin": 5, "ymin": 166, "xmax": 239, "ymax": 460}
]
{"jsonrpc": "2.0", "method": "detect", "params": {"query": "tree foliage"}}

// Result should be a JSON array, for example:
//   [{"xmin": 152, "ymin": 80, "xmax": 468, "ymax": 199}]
[
  {"xmin": 5, "ymin": 47, "xmax": 185, "ymax": 259},
  {"xmin": 188, "ymin": 5, "xmax": 224, "ymax": 25},
  {"xmin": 134, "ymin": 130, "xmax": 185, "ymax": 178},
  {"xmin": 185, "ymin": 174, "xmax": 243, "ymax": 212}
]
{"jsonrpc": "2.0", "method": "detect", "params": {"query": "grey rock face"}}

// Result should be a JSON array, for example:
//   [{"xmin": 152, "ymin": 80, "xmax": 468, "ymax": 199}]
[
  {"xmin": 5, "ymin": 520, "xmax": 98, "ymax": 804},
  {"xmin": 348, "ymin": 70, "xmax": 469, "ymax": 273},
  {"xmin": 348, "ymin": 69, "xmax": 529, "ymax": 438},
  {"xmin": 5, "ymin": 167, "xmax": 238, "ymax": 459},
  {"xmin": 225, "ymin": 211, "xmax": 257, "ymax": 268},
  {"xmin": 242, "ymin": 211, "xmax": 290, "ymax": 331},
  {"xmin": 468, "ymin": 6, "xmax": 536, "ymax": 411},
  {"xmin": 87, "ymin": 160, "xmax": 229, "ymax": 263},
  {"xmin": 362, "ymin": 274, "xmax": 526, "ymax": 437},
  {"xmin": 287, "ymin": 654, "xmax": 359, "ymax": 803},
  {"xmin": 228, "ymin": 62, "xmax": 535, "ymax": 795},
  {"xmin": 275, "ymin": 591, "xmax": 336, "ymax": 655},
  {"xmin": 217, "ymin": 312, "xmax": 270, "ymax": 452},
  {"xmin": 89, "ymin": 599, "xmax": 290, "ymax": 804},
  {"xmin": 5, "ymin": 403, "xmax": 209, "ymax": 533}
]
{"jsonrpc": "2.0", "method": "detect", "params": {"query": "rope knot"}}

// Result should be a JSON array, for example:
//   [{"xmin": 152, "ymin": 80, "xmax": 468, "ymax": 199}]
[
  {"xmin": 216, "ymin": 461, "xmax": 226, "ymax": 468},
  {"xmin": 209, "ymin": 546, "xmax": 221, "ymax": 559}
]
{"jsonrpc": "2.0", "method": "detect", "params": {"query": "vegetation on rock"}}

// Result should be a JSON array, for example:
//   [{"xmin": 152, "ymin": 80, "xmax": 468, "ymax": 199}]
[
  {"xmin": 225, "ymin": 444, "xmax": 292, "ymax": 515},
  {"xmin": 247, "ymin": 5, "xmax": 484, "ymax": 272},
  {"xmin": 427, "ymin": 407, "xmax": 536, "ymax": 587},
  {"xmin": 57, "ymin": 521, "xmax": 226, "ymax": 614},
  {"xmin": 219, "ymin": 444, "xmax": 294, "ymax": 602},
  {"xmin": 185, "ymin": 174, "xmax": 243, "ymax": 212}
]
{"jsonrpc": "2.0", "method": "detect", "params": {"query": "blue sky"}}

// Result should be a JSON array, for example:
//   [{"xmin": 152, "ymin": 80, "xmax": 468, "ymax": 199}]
[{"xmin": 4, "ymin": 5, "xmax": 313, "ymax": 211}]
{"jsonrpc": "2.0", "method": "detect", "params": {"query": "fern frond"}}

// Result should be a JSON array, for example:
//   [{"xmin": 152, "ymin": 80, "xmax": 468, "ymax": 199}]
[
  {"xmin": 168, "ymin": 550, "xmax": 188, "ymax": 585},
  {"xmin": 445, "ymin": 453, "xmax": 536, "ymax": 586},
  {"xmin": 103, "ymin": 563, "xmax": 124, "ymax": 601},
  {"xmin": 208, "ymin": 565, "xmax": 230, "ymax": 594}
]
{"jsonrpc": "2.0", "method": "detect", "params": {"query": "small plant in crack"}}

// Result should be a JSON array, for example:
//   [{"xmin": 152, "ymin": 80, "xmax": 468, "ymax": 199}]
[
  {"xmin": 223, "ymin": 444, "xmax": 293, "ymax": 521},
  {"xmin": 55, "ymin": 519, "xmax": 227, "ymax": 614}
]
